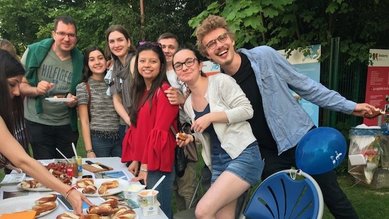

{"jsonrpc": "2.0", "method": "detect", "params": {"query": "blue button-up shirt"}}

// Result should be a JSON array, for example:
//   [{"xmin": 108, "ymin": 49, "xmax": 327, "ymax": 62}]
[{"xmin": 239, "ymin": 46, "xmax": 356, "ymax": 155}]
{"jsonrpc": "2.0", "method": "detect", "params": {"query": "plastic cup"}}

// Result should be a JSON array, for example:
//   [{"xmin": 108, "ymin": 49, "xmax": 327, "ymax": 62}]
[
  {"xmin": 124, "ymin": 183, "xmax": 146, "ymax": 200},
  {"xmin": 72, "ymin": 156, "xmax": 82, "ymax": 177},
  {"xmin": 137, "ymin": 189, "xmax": 159, "ymax": 207}
]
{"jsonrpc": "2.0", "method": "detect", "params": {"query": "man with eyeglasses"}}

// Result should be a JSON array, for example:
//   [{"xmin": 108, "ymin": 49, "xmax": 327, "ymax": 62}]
[
  {"xmin": 20, "ymin": 15, "xmax": 83, "ymax": 159},
  {"xmin": 195, "ymin": 15, "xmax": 382, "ymax": 219},
  {"xmin": 157, "ymin": 32, "xmax": 200, "ymax": 212}
]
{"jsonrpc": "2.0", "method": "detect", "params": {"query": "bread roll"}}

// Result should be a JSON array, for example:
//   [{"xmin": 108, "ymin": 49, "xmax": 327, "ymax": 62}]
[
  {"xmin": 81, "ymin": 214, "xmax": 100, "ymax": 219},
  {"xmin": 33, "ymin": 201, "xmax": 57, "ymax": 216},
  {"xmin": 98, "ymin": 180, "xmax": 120, "ymax": 195},
  {"xmin": 102, "ymin": 180, "xmax": 119, "ymax": 189},
  {"xmin": 21, "ymin": 179, "xmax": 42, "ymax": 189},
  {"xmin": 82, "ymin": 185, "xmax": 97, "ymax": 194},
  {"xmin": 176, "ymin": 132, "xmax": 187, "ymax": 141},
  {"xmin": 35, "ymin": 194, "xmax": 57, "ymax": 204},
  {"xmin": 112, "ymin": 207, "xmax": 136, "ymax": 219},
  {"xmin": 76, "ymin": 178, "xmax": 94, "ymax": 188},
  {"xmin": 98, "ymin": 184, "xmax": 108, "ymax": 195},
  {"xmin": 56, "ymin": 212, "xmax": 79, "ymax": 219},
  {"xmin": 88, "ymin": 203, "xmax": 115, "ymax": 216},
  {"xmin": 102, "ymin": 198, "xmax": 118, "ymax": 208},
  {"xmin": 56, "ymin": 213, "xmax": 100, "ymax": 219}
]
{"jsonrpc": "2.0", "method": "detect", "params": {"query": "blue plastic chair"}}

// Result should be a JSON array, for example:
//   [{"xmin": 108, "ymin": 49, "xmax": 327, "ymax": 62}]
[{"xmin": 244, "ymin": 169, "xmax": 323, "ymax": 219}]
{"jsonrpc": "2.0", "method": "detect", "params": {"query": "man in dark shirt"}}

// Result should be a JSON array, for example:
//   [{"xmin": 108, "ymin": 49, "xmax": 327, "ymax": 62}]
[{"xmin": 194, "ymin": 15, "xmax": 381, "ymax": 219}]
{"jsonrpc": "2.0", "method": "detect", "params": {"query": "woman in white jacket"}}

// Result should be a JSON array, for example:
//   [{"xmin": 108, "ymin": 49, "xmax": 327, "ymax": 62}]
[{"xmin": 173, "ymin": 48, "xmax": 264, "ymax": 219}]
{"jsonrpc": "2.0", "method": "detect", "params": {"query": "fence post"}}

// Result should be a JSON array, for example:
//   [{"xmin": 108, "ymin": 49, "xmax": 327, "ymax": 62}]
[{"xmin": 324, "ymin": 37, "xmax": 341, "ymax": 127}]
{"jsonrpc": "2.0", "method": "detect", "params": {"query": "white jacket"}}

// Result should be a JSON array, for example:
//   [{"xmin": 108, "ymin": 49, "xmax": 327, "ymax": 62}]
[{"xmin": 183, "ymin": 73, "xmax": 256, "ymax": 168}]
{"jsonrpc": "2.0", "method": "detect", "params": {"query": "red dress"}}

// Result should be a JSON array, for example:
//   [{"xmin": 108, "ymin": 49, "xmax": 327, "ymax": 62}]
[{"xmin": 121, "ymin": 83, "xmax": 178, "ymax": 172}]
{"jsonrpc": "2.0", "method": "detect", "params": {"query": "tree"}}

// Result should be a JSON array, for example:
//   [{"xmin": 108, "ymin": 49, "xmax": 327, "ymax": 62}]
[
  {"xmin": 189, "ymin": 0, "xmax": 389, "ymax": 64},
  {"xmin": 0, "ymin": 0, "xmax": 55, "ymax": 54},
  {"xmin": 137, "ymin": 0, "xmax": 213, "ymax": 45},
  {"xmin": 0, "ymin": 0, "xmax": 211, "ymax": 54}
]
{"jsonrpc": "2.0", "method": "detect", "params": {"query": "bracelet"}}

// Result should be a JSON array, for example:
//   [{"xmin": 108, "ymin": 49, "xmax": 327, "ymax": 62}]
[
  {"xmin": 86, "ymin": 149, "xmax": 94, "ymax": 153},
  {"xmin": 65, "ymin": 185, "xmax": 77, "ymax": 199},
  {"xmin": 140, "ymin": 167, "xmax": 148, "ymax": 172}
]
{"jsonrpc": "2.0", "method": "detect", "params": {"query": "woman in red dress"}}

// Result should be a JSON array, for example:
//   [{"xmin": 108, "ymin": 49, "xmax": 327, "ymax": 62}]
[{"xmin": 121, "ymin": 42, "xmax": 178, "ymax": 218}]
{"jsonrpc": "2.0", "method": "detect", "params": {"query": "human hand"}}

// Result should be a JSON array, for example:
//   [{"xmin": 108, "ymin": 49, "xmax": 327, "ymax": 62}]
[
  {"xmin": 36, "ymin": 81, "xmax": 55, "ymax": 96},
  {"xmin": 86, "ymin": 151, "xmax": 96, "ymax": 158},
  {"xmin": 176, "ymin": 133, "xmax": 194, "ymax": 147},
  {"xmin": 127, "ymin": 161, "xmax": 140, "ymax": 176},
  {"xmin": 67, "ymin": 189, "xmax": 93, "ymax": 215},
  {"xmin": 132, "ymin": 167, "xmax": 147, "ymax": 185},
  {"xmin": 353, "ymin": 103, "xmax": 384, "ymax": 118},
  {"xmin": 164, "ymin": 87, "xmax": 185, "ymax": 105},
  {"xmin": 191, "ymin": 114, "xmax": 211, "ymax": 133},
  {"xmin": 124, "ymin": 116, "xmax": 131, "ymax": 127},
  {"xmin": 64, "ymin": 93, "xmax": 78, "ymax": 108}
]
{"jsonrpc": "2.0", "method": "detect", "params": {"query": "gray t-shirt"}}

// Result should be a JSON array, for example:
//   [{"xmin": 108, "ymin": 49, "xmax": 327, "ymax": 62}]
[
  {"xmin": 76, "ymin": 78, "xmax": 120, "ymax": 134},
  {"xmin": 23, "ymin": 49, "xmax": 72, "ymax": 125}
]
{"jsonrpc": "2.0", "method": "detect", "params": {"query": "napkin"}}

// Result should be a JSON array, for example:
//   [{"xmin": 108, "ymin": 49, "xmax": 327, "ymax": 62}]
[{"xmin": 0, "ymin": 210, "xmax": 36, "ymax": 219}]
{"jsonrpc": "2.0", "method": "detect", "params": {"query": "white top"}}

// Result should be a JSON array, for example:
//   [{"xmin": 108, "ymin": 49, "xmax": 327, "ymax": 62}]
[{"xmin": 183, "ymin": 73, "xmax": 256, "ymax": 168}]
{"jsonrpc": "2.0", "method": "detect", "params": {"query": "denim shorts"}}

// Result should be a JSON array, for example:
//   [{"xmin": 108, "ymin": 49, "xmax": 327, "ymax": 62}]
[{"xmin": 211, "ymin": 142, "xmax": 264, "ymax": 186}]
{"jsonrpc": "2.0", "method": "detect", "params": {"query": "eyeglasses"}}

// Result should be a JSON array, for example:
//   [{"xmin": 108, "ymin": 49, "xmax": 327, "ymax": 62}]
[
  {"xmin": 204, "ymin": 32, "xmax": 229, "ymax": 50},
  {"xmin": 55, "ymin": 32, "xmax": 76, "ymax": 39},
  {"xmin": 173, "ymin": 58, "xmax": 198, "ymax": 71}
]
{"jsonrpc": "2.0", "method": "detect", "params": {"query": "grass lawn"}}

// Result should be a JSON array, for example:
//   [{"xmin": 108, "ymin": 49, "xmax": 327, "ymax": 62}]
[{"xmin": 322, "ymin": 175, "xmax": 389, "ymax": 219}]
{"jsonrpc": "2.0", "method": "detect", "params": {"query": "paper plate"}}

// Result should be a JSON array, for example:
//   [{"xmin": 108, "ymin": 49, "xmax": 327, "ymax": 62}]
[
  {"xmin": 78, "ymin": 179, "xmax": 128, "ymax": 197},
  {"xmin": 45, "ymin": 97, "xmax": 72, "ymax": 103},
  {"xmin": 17, "ymin": 179, "xmax": 52, "ymax": 192}
]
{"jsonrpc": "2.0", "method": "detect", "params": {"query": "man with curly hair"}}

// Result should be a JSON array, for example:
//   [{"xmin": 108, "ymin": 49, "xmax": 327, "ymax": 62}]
[{"xmin": 194, "ymin": 14, "xmax": 380, "ymax": 219}]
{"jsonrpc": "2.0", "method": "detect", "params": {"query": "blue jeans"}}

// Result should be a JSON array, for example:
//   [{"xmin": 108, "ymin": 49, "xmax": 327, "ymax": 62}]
[
  {"xmin": 147, "ymin": 169, "xmax": 175, "ymax": 219},
  {"xmin": 91, "ymin": 133, "xmax": 121, "ymax": 157},
  {"xmin": 119, "ymin": 124, "xmax": 127, "ymax": 144}
]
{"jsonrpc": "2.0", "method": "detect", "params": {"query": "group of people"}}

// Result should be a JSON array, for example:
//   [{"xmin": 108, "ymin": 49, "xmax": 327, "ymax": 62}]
[{"xmin": 0, "ymin": 14, "xmax": 382, "ymax": 219}]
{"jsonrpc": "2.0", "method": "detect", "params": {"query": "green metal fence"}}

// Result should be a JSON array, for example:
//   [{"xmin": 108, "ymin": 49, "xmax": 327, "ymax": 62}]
[{"xmin": 320, "ymin": 38, "xmax": 368, "ymax": 133}]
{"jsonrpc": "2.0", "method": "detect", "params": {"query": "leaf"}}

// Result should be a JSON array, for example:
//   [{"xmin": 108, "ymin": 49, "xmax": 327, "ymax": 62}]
[{"xmin": 326, "ymin": 2, "xmax": 339, "ymax": 14}]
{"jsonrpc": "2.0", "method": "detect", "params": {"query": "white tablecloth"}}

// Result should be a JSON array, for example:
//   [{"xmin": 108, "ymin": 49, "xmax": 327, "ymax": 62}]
[{"xmin": 0, "ymin": 157, "xmax": 168, "ymax": 219}]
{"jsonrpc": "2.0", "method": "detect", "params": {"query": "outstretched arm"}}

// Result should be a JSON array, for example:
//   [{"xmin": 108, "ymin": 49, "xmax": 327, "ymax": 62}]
[
  {"xmin": 352, "ymin": 103, "xmax": 384, "ymax": 118},
  {"xmin": 0, "ymin": 117, "xmax": 93, "ymax": 214}
]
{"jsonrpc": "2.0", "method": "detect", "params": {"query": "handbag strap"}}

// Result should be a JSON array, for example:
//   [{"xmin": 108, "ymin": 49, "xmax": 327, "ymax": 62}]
[
  {"xmin": 85, "ymin": 82, "xmax": 91, "ymax": 120},
  {"xmin": 170, "ymin": 126, "xmax": 177, "ymax": 135}
]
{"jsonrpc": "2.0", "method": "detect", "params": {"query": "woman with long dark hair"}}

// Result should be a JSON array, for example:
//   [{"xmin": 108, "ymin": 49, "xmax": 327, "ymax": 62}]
[
  {"xmin": 105, "ymin": 25, "xmax": 136, "ymax": 145},
  {"xmin": 122, "ymin": 43, "xmax": 178, "ymax": 218},
  {"xmin": 0, "ymin": 49, "xmax": 92, "ymax": 214},
  {"xmin": 76, "ymin": 47, "xmax": 120, "ymax": 158}
]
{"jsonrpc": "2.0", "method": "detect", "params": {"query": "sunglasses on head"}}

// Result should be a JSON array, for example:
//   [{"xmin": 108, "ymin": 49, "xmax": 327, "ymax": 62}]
[{"xmin": 138, "ymin": 41, "xmax": 161, "ymax": 48}]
